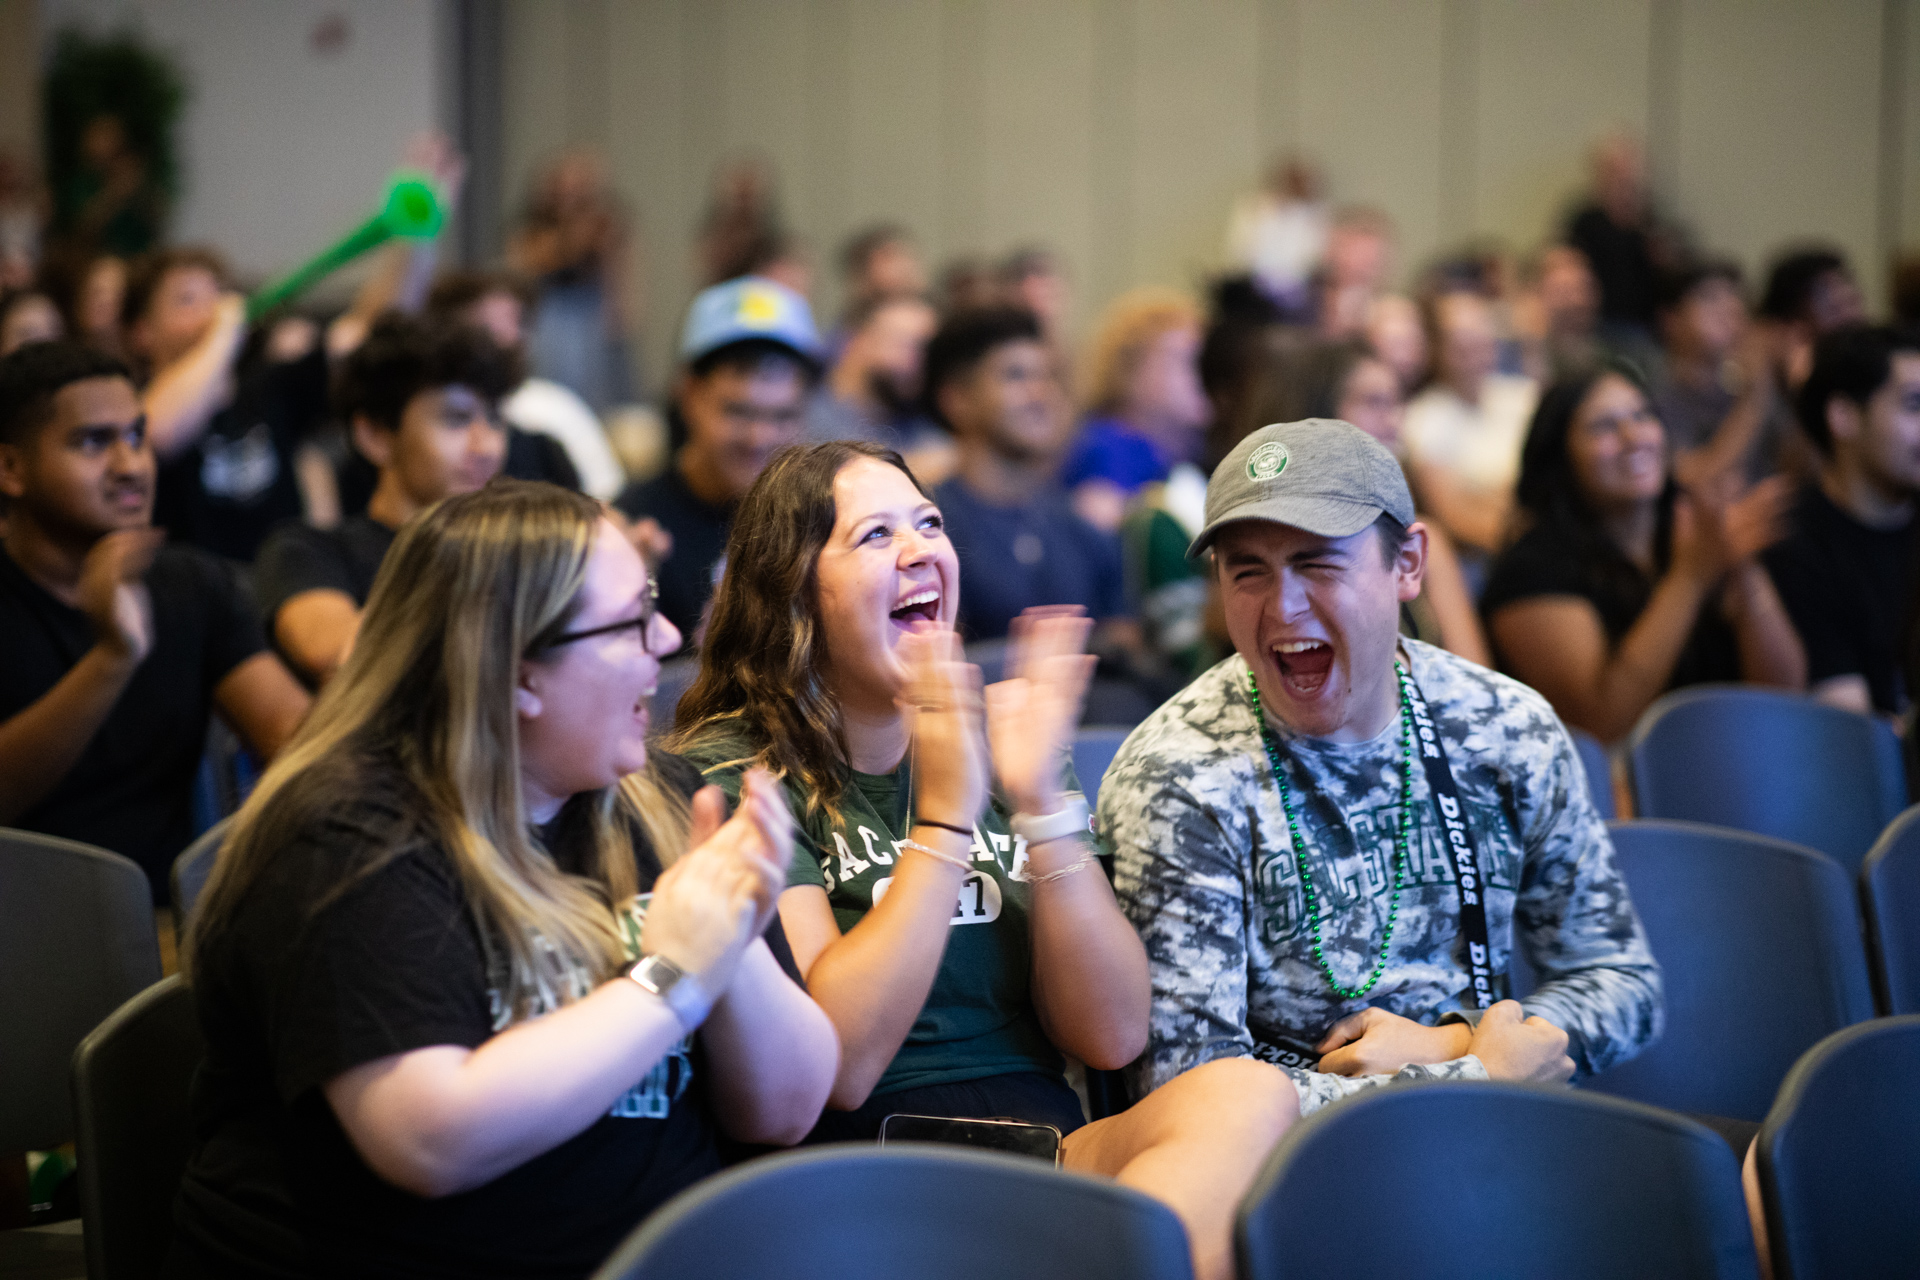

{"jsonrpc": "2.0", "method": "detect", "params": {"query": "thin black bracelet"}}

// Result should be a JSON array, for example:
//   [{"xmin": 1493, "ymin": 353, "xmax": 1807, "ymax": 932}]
[{"xmin": 914, "ymin": 817, "xmax": 974, "ymax": 838}]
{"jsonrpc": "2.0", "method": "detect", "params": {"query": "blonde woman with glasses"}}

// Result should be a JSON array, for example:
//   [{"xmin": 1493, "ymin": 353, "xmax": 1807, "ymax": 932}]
[{"xmin": 171, "ymin": 481, "xmax": 836, "ymax": 1279}]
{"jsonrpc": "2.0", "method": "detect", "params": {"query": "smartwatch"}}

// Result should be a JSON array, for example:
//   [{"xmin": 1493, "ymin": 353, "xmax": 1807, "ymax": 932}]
[
  {"xmin": 1010, "ymin": 794, "xmax": 1091, "ymax": 846},
  {"xmin": 629, "ymin": 953, "xmax": 714, "ymax": 1032}
]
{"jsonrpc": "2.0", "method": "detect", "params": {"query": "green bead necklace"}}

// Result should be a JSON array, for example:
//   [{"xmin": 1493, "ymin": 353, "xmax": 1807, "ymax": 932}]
[{"xmin": 1247, "ymin": 663, "xmax": 1417, "ymax": 1000}]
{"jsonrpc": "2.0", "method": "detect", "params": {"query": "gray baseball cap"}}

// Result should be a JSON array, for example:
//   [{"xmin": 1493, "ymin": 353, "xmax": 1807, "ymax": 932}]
[{"xmin": 1188, "ymin": 418, "xmax": 1415, "ymax": 558}]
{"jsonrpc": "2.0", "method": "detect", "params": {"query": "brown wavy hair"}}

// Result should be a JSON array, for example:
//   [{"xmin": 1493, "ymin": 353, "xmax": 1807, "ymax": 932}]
[{"xmin": 668, "ymin": 441, "xmax": 926, "ymax": 822}]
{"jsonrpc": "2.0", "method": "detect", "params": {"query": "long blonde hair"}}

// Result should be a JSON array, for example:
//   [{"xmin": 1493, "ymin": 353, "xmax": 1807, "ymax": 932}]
[{"xmin": 188, "ymin": 481, "xmax": 688, "ymax": 1023}]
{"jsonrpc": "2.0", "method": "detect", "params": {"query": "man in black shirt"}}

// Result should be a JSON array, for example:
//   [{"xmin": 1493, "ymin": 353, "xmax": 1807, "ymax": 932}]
[
  {"xmin": 924, "ymin": 307, "xmax": 1126, "ymax": 641},
  {"xmin": 1765, "ymin": 325, "xmax": 1920, "ymax": 716},
  {"xmin": 255, "ymin": 315, "xmax": 518, "ymax": 686},
  {"xmin": 1562, "ymin": 132, "xmax": 1679, "ymax": 340},
  {"xmin": 0, "ymin": 341, "xmax": 309, "ymax": 896},
  {"xmin": 615, "ymin": 276, "xmax": 822, "ymax": 641}
]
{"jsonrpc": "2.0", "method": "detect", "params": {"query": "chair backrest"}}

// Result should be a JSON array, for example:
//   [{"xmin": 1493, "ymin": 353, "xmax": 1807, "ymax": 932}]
[
  {"xmin": 1071, "ymin": 726, "xmax": 1132, "ymax": 814},
  {"xmin": 1569, "ymin": 726, "xmax": 1615, "ymax": 819},
  {"xmin": 649, "ymin": 656, "xmax": 702, "ymax": 729},
  {"xmin": 1236, "ymin": 1081, "xmax": 1759, "ymax": 1280},
  {"xmin": 0, "ymin": 829, "xmax": 161, "ymax": 1153},
  {"xmin": 592, "ymin": 1144, "xmax": 1193, "ymax": 1280},
  {"xmin": 170, "ymin": 817, "xmax": 230, "ymax": 932},
  {"xmin": 1627, "ymin": 685, "xmax": 1907, "ymax": 874},
  {"xmin": 72, "ymin": 976, "xmax": 205, "ymax": 1280},
  {"xmin": 1756, "ymin": 1015, "xmax": 1920, "ymax": 1280},
  {"xmin": 1861, "ymin": 806, "xmax": 1920, "ymax": 1014},
  {"xmin": 1580, "ymin": 821, "xmax": 1875, "ymax": 1121}
]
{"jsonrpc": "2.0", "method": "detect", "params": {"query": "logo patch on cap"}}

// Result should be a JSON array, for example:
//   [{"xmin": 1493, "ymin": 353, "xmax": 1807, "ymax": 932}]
[
  {"xmin": 737, "ymin": 285, "xmax": 785, "ymax": 328},
  {"xmin": 1246, "ymin": 440, "xmax": 1290, "ymax": 481}
]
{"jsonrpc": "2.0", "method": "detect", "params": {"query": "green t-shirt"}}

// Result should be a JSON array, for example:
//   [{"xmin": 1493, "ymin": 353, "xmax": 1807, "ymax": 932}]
[{"xmin": 687, "ymin": 734, "xmax": 1081, "ymax": 1097}]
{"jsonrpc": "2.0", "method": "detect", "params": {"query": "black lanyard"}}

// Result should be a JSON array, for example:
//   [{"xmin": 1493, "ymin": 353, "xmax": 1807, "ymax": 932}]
[{"xmin": 1400, "ymin": 671, "xmax": 1499, "ymax": 1009}]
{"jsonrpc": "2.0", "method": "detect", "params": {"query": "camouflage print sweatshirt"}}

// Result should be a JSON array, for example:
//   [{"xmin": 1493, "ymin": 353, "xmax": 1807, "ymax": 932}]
[{"xmin": 1100, "ymin": 639, "xmax": 1661, "ymax": 1114}]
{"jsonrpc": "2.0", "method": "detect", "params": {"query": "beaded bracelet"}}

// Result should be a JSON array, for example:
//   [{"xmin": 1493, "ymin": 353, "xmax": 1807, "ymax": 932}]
[
  {"xmin": 899, "ymin": 837, "xmax": 974, "ymax": 870},
  {"xmin": 1017, "ymin": 854, "xmax": 1094, "ymax": 885}
]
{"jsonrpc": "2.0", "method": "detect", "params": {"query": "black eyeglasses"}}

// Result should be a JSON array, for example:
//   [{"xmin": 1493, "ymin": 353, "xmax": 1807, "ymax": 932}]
[{"xmin": 534, "ymin": 578, "xmax": 660, "ymax": 655}]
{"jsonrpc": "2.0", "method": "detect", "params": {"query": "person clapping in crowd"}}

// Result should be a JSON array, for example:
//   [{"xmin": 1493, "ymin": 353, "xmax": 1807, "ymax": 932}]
[
  {"xmin": 1098, "ymin": 418, "xmax": 1658, "ymax": 1119},
  {"xmin": 670, "ymin": 442, "xmax": 1297, "ymax": 1280},
  {"xmin": 253, "ymin": 314, "xmax": 518, "ymax": 688},
  {"xmin": 1763, "ymin": 325, "xmax": 1920, "ymax": 718},
  {"xmin": 1482, "ymin": 362, "xmax": 1804, "ymax": 742},
  {"xmin": 1652, "ymin": 262, "xmax": 1791, "ymax": 485},
  {"xmin": 172, "ymin": 481, "xmax": 837, "ymax": 1278},
  {"xmin": 0, "ymin": 341, "xmax": 309, "ymax": 900}
]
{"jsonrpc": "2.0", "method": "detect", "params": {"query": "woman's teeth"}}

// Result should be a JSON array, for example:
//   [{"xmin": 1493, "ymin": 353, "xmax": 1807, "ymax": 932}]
[{"xmin": 890, "ymin": 589, "xmax": 940, "ymax": 622}]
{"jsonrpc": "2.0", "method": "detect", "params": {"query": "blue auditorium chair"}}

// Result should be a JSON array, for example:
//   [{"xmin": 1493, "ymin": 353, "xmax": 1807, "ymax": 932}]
[
  {"xmin": 1756, "ymin": 1015, "xmax": 1920, "ymax": 1280},
  {"xmin": 1861, "ymin": 806, "xmax": 1920, "ymax": 1014},
  {"xmin": 1071, "ymin": 726, "xmax": 1132, "ymax": 813},
  {"xmin": 170, "ymin": 816, "xmax": 231, "ymax": 931},
  {"xmin": 1569, "ymin": 725, "xmax": 1615, "ymax": 818},
  {"xmin": 591, "ymin": 1144, "xmax": 1193, "ymax": 1280},
  {"xmin": 1236, "ymin": 1081, "xmax": 1760, "ymax": 1280},
  {"xmin": 1627, "ymin": 685, "xmax": 1906, "ymax": 874},
  {"xmin": 1578, "ymin": 821, "xmax": 1875, "ymax": 1121}
]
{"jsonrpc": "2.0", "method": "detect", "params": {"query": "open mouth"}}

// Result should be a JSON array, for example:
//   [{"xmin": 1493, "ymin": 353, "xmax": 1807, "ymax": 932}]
[
  {"xmin": 889, "ymin": 587, "xmax": 941, "ymax": 629},
  {"xmin": 1273, "ymin": 639, "xmax": 1335, "ymax": 696}
]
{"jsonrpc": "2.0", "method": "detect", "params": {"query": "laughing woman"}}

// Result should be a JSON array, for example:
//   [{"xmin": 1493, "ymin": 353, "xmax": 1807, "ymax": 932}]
[
  {"xmin": 1481, "ymin": 362, "xmax": 1804, "ymax": 743},
  {"xmin": 172, "ymin": 482, "xmax": 837, "ymax": 1279},
  {"xmin": 671, "ymin": 442, "xmax": 1297, "ymax": 1280}
]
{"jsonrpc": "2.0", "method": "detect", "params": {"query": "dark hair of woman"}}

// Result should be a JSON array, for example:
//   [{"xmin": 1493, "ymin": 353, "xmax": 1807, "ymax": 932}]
[
  {"xmin": 668, "ymin": 440, "xmax": 926, "ymax": 822},
  {"xmin": 1513, "ymin": 357, "xmax": 1675, "ymax": 606}
]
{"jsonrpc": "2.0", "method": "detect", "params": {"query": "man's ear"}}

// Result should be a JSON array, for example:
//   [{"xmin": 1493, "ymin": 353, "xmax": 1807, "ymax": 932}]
[
  {"xmin": 1395, "ymin": 522, "xmax": 1431, "ymax": 604},
  {"xmin": 1825, "ymin": 395, "xmax": 1863, "ymax": 450},
  {"xmin": 351, "ymin": 414, "xmax": 396, "ymax": 469},
  {"xmin": 0, "ymin": 442, "xmax": 25, "ymax": 501}
]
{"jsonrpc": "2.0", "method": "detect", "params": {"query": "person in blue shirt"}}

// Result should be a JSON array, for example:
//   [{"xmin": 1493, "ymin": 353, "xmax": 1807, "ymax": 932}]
[
  {"xmin": 922, "ymin": 307, "xmax": 1126, "ymax": 642},
  {"xmin": 1061, "ymin": 289, "xmax": 1209, "ymax": 532}
]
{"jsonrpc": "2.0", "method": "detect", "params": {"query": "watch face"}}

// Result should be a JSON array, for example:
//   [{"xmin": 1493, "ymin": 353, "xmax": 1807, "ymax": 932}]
[{"xmin": 634, "ymin": 954, "xmax": 683, "ymax": 995}]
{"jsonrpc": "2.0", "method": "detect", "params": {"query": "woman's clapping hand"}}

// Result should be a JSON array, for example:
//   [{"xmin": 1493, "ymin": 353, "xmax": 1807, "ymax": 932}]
[{"xmin": 985, "ymin": 608, "xmax": 1097, "ymax": 817}]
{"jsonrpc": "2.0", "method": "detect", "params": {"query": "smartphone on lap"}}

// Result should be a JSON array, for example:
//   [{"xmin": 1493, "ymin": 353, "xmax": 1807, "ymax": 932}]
[{"xmin": 877, "ymin": 1113, "xmax": 1064, "ymax": 1165}]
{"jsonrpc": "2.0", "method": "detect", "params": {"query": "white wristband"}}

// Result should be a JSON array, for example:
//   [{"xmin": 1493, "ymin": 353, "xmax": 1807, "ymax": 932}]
[{"xmin": 1009, "ymin": 795, "xmax": 1090, "ymax": 846}]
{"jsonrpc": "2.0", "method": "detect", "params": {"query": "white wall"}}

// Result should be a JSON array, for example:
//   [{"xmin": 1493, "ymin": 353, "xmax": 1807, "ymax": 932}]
[
  {"xmin": 502, "ymin": 0, "xmax": 1916, "ymax": 387},
  {"xmin": 41, "ymin": 0, "xmax": 446, "ymax": 298}
]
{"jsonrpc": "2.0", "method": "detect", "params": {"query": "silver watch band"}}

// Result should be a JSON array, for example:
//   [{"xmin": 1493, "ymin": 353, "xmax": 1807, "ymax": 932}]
[{"xmin": 629, "ymin": 953, "xmax": 715, "ymax": 1031}]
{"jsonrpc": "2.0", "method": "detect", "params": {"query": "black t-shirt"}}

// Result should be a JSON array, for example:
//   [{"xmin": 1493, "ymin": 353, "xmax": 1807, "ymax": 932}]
[
  {"xmin": 174, "ymin": 751, "xmax": 799, "ymax": 1280},
  {"xmin": 1481, "ymin": 518, "xmax": 1742, "ymax": 691},
  {"xmin": 614, "ymin": 466, "xmax": 732, "ymax": 641},
  {"xmin": 1565, "ymin": 203, "xmax": 1658, "ymax": 328},
  {"xmin": 1764, "ymin": 484, "xmax": 1916, "ymax": 714},
  {"xmin": 252, "ymin": 515, "xmax": 396, "ymax": 683},
  {"xmin": 931, "ymin": 477, "xmax": 1127, "ymax": 642},
  {"xmin": 0, "ymin": 542, "xmax": 264, "ymax": 897},
  {"xmin": 155, "ymin": 348, "xmax": 329, "ymax": 564},
  {"xmin": 335, "ymin": 429, "xmax": 580, "ymax": 521}
]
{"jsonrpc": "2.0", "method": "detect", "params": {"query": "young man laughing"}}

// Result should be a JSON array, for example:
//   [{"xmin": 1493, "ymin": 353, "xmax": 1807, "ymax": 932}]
[{"xmin": 1097, "ymin": 417, "xmax": 1662, "ymax": 1115}]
